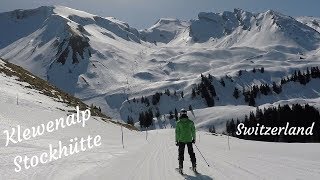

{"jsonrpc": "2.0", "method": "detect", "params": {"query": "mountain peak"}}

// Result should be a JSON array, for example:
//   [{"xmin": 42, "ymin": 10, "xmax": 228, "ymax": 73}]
[
  {"xmin": 155, "ymin": 18, "xmax": 182, "ymax": 25},
  {"xmin": 140, "ymin": 18, "xmax": 188, "ymax": 43},
  {"xmin": 52, "ymin": 5, "xmax": 96, "ymax": 19}
]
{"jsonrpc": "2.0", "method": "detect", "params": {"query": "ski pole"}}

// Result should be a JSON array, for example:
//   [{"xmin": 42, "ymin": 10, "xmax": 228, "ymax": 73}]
[
  {"xmin": 194, "ymin": 144, "xmax": 210, "ymax": 167},
  {"xmin": 190, "ymin": 109, "xmax": 200, "ymax": 143}
]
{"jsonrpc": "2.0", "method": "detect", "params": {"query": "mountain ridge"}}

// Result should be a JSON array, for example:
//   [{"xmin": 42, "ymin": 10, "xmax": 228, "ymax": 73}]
[{"xmin": 1, "ymin": 5, "xmax": 320, "ymax": 122}]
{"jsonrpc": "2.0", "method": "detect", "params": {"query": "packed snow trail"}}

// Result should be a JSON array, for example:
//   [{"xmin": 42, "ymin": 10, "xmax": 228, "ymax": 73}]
[
  {"xmin": 78, "ymin": 129, "xmax": 320, "ymax": 180},
  {"xmin": 78, "ymin": 129, "xmax": 213, "ymax": 180}
]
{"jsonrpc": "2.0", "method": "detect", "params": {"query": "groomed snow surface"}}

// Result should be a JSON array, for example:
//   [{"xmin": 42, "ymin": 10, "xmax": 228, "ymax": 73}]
[{"xmin": 2, "ymin": 118, "xmax": 320, "ymax": 180}]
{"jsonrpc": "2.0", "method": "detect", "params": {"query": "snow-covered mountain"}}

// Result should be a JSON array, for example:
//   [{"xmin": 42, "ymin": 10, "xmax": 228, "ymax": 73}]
[
  {"xmin": 0, "ymin": 57, "xmax": 109, "ymax": 118},
  {"xmin": 187, "ymin": 9, "xmax": 320, "ymax": 49},
  {"xmin": 1, "ymin": 6, "xmax": 320, "ymax": 125},
  {"xmin": 297, "ymin": 16, "xmax": 320, "ymax": 33},
  {"xmin": 140, "ymin": 18, "xmax": 189, "ymax": 44}
]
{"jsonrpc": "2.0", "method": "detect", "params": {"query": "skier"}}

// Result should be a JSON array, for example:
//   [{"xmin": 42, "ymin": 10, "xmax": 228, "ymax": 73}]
[{"xmin": 175, "ymin": 109, "xmax": 197, "ymax": 174}]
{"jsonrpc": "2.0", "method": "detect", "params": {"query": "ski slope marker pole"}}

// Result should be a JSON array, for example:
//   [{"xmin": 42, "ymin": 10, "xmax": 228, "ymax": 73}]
[
  {"xmin": 194, "ymin": 144, "xmax": 210, "ymax": 167},
  {"xmin": 146, "ymin": 127, "xmax": 148, "ymax": 140},
  {"xmin": 190, "ymin": 109, "xmax": 200, "ymax": 143},
  {"xmin": 121, "ymin": 125, "xmax": 124, "ymax": 149},
  {"xmin": 227, "ymin": 133, "xmax": 230, "ymax": 150}
]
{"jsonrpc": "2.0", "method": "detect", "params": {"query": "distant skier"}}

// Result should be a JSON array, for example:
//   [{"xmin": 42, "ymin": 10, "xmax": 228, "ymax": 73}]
[{"xmin": 175, "ymin": 109, "xmax": 197, "ymax": 174}]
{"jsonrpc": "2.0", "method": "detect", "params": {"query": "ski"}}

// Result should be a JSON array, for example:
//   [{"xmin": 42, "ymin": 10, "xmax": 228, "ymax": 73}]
[
  {"xmin": 189, "ymin": 167, "xmax": 208, "ymax": 180},
  {"xmin": 175, "ymin": 168, "xmax": 184, "ymax": 175},
  {"xmin": 175, "ymin": 168, "xmax": 187, "ymax": 179},
  {"xmin": 189, "ymin": 167, "xmax": 199, "ymax": 174}
]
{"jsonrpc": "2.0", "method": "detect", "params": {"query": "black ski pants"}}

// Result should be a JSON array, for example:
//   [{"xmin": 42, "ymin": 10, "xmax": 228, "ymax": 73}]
[{"xmin": 178, "ymin": 142, "xmax": 196, "ymax": 168}]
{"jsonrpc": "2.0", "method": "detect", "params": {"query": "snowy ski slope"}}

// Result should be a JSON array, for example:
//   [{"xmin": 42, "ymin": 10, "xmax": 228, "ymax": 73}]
[{"xmin": 1, "ymin": 58, "xmax": 320, "ymax": 180}]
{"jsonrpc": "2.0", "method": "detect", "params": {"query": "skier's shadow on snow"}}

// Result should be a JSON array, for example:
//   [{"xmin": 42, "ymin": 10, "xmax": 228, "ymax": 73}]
[{"xmin": 184, "ymin": 173, "xmax": 213, "ymax": 180}]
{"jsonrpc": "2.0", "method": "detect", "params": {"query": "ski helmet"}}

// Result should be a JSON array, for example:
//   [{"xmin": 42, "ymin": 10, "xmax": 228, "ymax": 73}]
[{"xmin": 180, "ymin": 109, "xmax": 187, "ymax": 115}]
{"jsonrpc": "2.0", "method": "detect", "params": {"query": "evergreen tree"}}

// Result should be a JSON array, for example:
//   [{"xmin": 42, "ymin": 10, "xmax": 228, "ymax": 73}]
[
  {"xmin": 220, "ymin": 78, "xmax": 225, "ymax": 87},
  {"xmin": 233, "ymin": 87, "xmax": 240, "ymax": 99},
  {"xmin": 174, "ymin": 108, "xmax": 178, "ymax": 121},
  {"xmin": 169, "ymin": 111, "xmax": 174, "ymax": 120},
  {"xmin": 248, "ymin": 93, "xmax": 256, "ymax": 106},
  {"xmin": 144, "ymin": 109, "xmax": 154, "ymax": 127},
  {"xmin": 152, "ymin": 92, "xmax": 161, "ymax": 105},
  {"xmin": 155, "ymin": 107, "xmax": 160, "ymax": 118},
  {"xmin": 139, "ymin": 112, "xmax": 145, "ymax": 128},
  {"xmin": 253, "ymin": 67, "xmax": 256, "ymax": 73},
  {"xmin": 145, "ymin": 98, "xmax": 150, "ymax": 107},
  {"xmin": 209, "ymin": 125, "xmax": 216, "ymax": 133},
  {"xmin": 191, "ymin": 88, "xmax": 196, "ymax": 99},
  {"xmin": 272, "ymin": 82, "xmax": 282, "ymax": 94},
  {"xmin": 297, "ymin": 70, "xmax": 307, "ymax": 85},
  {"xmin": 165, "ymin": 89, "xmax": 170, "ymax": 96},
  {"xmin": 306, "ymin": 67, "xmax": 311, "ymax": 83},
  {"xmin": 228, "ymin": 104, "xmax": 320, "ymax": 142},
  {"xmin": 127, "ymin": 116, "xmax": 134, "ymax": 126}
]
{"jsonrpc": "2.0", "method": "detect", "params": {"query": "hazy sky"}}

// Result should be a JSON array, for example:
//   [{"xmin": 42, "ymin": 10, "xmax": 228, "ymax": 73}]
[{"xmin": 0, "ymin": 0, "xmax": 319, "ymax": 29}]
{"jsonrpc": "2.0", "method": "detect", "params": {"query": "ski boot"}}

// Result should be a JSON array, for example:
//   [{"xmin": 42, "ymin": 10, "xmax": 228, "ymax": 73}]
[
  {"xmin": 178, "ymin": 165, "xmax": 183, "ymax": 174},
  {"xmin": 191, "ymin": 164, "xmax": 198, "ymax": 174}
]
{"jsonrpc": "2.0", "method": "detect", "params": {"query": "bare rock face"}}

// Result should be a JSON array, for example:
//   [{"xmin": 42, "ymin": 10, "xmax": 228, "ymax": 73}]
[{"xmin": 56, "ymin": 33, "xmax": 90, "ymax": 65}]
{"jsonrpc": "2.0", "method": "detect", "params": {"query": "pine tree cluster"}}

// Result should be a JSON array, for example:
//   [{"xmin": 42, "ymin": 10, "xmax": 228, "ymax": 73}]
[
  {"xmin": 127, "ymin": 116, "xmax": 134, "ymax": 126},
  {"xmin": 242, "ymin": 84, "xmax": 272, "ymax": 106},
  {"xmin": 191, "ymin": 74, "xmax": 217, "ymax": 107},
  {"xmin": 240, "ymin": 66, "xmax": 320, "ymax": 106},
  {"xmin": 152, "ymin": 92, "xmax": 162, "ymax": 105},
  {"xmin": 140, "ymin": 96, "xmax": 150, "ymax": 107},
  {"xmin": 133, "ymin": 89, "xmax": 185, "ymax": 107},
  {"xmin": 252, "ymin": 67, "xmax": 265, "ymax": 73},
  {"xmin": 281, "ymin": 67, "xmax": 320, "ymax": 85},
  {"xmin": 233, "ymin": 87, "xmax": 240, "ymax": 99},
  {"xmin": 226, "ymin": 104, "xmax": 320, "ymax": 142},
  {"xmin": 139, "ymin": 109, "xmax": 154, "ymax": 128},
  {"xmin": 209, "ymin": 125, "xmax": 216, "ymax": 133},
  {"xmin": 90, "ymin": 104, "xmax": 102, "ymax": 114},
  {"xmin": 238, "ymin": 67, "xmax": 265, "ymax": 77}
]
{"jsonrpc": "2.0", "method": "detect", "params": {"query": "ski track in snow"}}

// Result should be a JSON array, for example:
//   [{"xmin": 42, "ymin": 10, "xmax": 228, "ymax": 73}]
[
  {"xmin": 76, "ymin": 130, "xmax": 320, "ymax": 180},
  {"xmin": 79, "ymin": 130, "xmax": 214, "ymax": 180}
]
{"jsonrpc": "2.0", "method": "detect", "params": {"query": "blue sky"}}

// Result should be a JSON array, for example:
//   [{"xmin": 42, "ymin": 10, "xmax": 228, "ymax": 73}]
[{"xmin": 0, "ymin": 0, "xmax": 319, "ymax": 29}]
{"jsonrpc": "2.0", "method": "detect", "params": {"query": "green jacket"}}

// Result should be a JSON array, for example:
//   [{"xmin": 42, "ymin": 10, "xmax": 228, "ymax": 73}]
[{"xmin": 175, "ymin": 117, "xmax": 196, "ymax": 143}]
